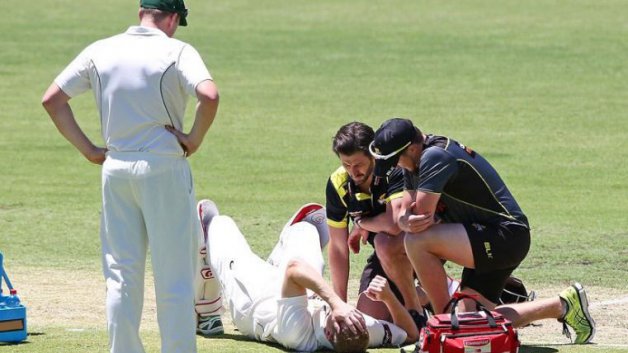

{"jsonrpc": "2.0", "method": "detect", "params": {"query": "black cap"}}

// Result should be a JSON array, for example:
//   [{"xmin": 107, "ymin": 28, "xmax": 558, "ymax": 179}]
[{"xmin": 369, "ymin": 118, "xmax": 417, "ymax": 177}]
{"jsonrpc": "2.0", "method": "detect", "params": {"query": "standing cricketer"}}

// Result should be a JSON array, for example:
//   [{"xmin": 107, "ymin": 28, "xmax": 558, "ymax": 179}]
[{"xmin": 41, "ymin": 1, "xmax": 219, "ymax": 352}]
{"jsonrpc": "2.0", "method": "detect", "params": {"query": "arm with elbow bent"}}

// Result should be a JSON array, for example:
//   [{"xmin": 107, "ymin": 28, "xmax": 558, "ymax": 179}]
[
  {"xmin": 365, "ymin": 275, "xmax": 419, "ymax": 343},
  {"xmin": 282, "ymin": 258, "xmax": 366, "ymax": 335},
  {"xmin": 358, "ymin": 198, "xmax": 403, "ymax": 236},
  {"xmin": 349, "ymin": 198, "xmax": 403, "ymax": 252},
  {"xmin": 41, "ymin": 83, "xmax": 106, "ymax": 165},
  {"xmin": 397, "ymin": 190, "xmax": 439, "ymax": 234},
  {"xmin": 166, "ymin": 80, "xmax": 219, "ymax": 156}
]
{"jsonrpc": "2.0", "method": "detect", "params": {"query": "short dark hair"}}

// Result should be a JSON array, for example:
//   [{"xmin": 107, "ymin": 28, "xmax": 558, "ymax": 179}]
[
  {"xmin": 139, "ymin": 8, "xmax": 172, "ymax": 23},
  {"xmin": 332, "ymin": 122, "xmax": 374, "ymax": 157},
  {"xmin": 331, "ymin": 320, "xmax": 370, "ymax": 353},
  {"xmin": 411, "ymin": 126, "xmax": 424, "ymax": 145}
]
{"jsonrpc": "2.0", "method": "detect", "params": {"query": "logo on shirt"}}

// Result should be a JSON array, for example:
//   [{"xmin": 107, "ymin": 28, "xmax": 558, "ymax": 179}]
[
  {"xmin": 471, "ymin": 223, "xmax": 485, "ymax": 232},
  {"xmin": 484, "ymin": 242, "xmax": 493, "ymax": 259},
  {"xmin": 457, "ymin": 142, "xmax": 476, "ymax": 157}
]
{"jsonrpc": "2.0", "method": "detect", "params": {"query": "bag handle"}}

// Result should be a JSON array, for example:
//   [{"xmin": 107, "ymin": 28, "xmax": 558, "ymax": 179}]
[
  {"xmin": 447, "ymin": 293, "xmax": 497, "ymax": 330},
  {"xmin": 0, "ymin": 252, "xmax": 16, "ymax": 294},
  {"xmin": 0, "ymin": 252, "xmax": 3, "ymax": 293}
]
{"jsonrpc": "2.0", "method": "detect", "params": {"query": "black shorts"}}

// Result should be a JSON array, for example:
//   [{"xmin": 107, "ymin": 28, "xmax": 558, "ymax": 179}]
[
  {"xmin": 358, "ymin": 251, "xmax": 405, "ymax": 304},
  {"xmin": 462, "ymin": 221, "xmax": 531, "ymax": 303}
]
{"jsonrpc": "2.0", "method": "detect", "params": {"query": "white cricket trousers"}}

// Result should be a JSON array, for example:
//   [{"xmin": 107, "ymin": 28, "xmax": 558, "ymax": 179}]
[
  {"xmin": 100, "ymin": 152, "xmax": 198, "ymax": 353},
  {"xmin": 206, "ymin": 215, "xmax": 323, "ymax": 341}
]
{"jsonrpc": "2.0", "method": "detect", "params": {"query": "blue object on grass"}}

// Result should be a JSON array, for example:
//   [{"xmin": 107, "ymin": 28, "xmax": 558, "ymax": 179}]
[{"xmin": 0, "ymin": 252, "xmax": 27, "ymax": 343}]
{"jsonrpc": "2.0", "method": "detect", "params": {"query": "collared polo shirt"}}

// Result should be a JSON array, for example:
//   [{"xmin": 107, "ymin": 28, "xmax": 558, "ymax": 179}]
[
  {"xmin": 403, "ymin": 135, "xmax": 529, "ymax": 227},
  {"xmin": 55, "ymin": 26, "xmax": 212, "ymax": 156},
  {"xmin": 325, "ymin": 166, "xmax": 404, "ymax": 229}
]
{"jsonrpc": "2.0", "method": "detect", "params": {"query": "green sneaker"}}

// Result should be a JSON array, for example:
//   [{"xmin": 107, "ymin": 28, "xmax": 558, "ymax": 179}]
[{"xmin": 559, "ymin": 283, "xmax": 595, "ymax": 344}]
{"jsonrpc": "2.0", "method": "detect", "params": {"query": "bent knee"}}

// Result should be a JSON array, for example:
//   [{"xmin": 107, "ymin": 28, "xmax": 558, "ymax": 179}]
[
  {"xmin": 403, "ymin": 230, "xmax": 432, "ymax": 252},
  {"xmin": 374, "ymin": 233, "xmax": 405, "ymax": 259}
]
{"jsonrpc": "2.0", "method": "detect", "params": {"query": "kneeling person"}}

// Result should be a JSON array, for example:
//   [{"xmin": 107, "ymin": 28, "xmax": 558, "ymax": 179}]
[{"xmin": 327, "ymin": 122, "xmax": 425, "ymax": 321}]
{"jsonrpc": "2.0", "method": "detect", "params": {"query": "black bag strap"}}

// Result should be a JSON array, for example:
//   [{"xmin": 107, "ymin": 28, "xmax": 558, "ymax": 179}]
[{"xmin": 447, "ymin": 293, "xmax": 497, "ymax": 330}]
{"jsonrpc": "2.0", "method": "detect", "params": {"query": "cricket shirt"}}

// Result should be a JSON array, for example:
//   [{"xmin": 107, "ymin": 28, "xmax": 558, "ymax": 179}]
[
  {"xmin": 325, "ymin": 166, "xmax": 404, "ymax": 236},
  {"xmin": 403, "ymin": 135, "xmax": 529, "ymax": 227},
  {"xmin": 54, "ymin": 26, "xmax": 212, "ymax": 156}
]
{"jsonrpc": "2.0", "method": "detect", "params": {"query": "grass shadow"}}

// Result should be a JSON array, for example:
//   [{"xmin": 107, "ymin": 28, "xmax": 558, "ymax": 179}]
[
  {"xmin": 0, "ymin": 340, "xmax": 30, "ymax": 346},
  {"xmin": 198, "ymin": 333, "xmax": 339, "ymax": 352},
  {"xmin": 520, "ymin": 345, "xmax": 559, "ymax": 353},
  {"xmin": 198, "ymin": 332, "xmax": 252, "ymax": 343},
  {"xmin": 0, "ymin": 331, "xmax": 46, "ymax": 346},
  {"xmin": 198, "ymin": 333, "xmax": 292, "ymax": 351}
]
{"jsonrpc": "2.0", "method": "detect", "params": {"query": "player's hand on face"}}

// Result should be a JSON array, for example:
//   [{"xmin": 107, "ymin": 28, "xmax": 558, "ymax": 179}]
[
  {"xmin": 85, "ymin": 145, "xmax": 107, "ymax": 165},
  {"xmin": 165, "ymin": 125, "xmax": 199, "ymax": 157},
  {"xmin": 365, "ymin": 275, "xmax": 394, "ymax": 302}
]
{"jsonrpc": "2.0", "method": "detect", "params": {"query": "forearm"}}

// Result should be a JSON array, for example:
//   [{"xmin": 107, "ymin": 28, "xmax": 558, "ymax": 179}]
[
  {"xmin": 397, "ymin": 192, "xmax": 414, "ymax": 232},
  {"xmin": 188, "ymin": 99, "xmax": 217, "ymax": 145},
  {"xmin": 42, "ymin": 88, "xmax": 97, "ymax": 157},
  {"xmin": 283, "ymin": 260, "xmax": 344, "ymax": 308},
  {"xmin": 328, "ymin": 242, "xmax": 349, "ymax": 301},
  {"xmin": 188, "ymin": 80, "xmax": 219, "ymax": 147},
  {"xmin": 358, "ymin": 212, "xmax": 401, "ymax": 236},
  {"xmin": 382, "ymin": 296, "xmax": 419, "ymax": 342},
  {"xmin": 397, "ymin": 209, "xmax": 411, "ymax": 233}
]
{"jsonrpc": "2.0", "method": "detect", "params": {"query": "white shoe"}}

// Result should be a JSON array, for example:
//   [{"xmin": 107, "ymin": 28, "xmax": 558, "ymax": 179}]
[
  {"xmin": 281, "ymin": 203, "xmax": 329, "ymax": 249},
  {"xmin": 197, "ymin": 199, "xmax": 220, "ymax": 242}
]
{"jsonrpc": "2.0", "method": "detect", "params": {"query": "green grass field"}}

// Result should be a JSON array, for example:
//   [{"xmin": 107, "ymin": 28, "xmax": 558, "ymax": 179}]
[{"xmin": 1, "ymin": 0, "xmax": 627, "ymax": 352}]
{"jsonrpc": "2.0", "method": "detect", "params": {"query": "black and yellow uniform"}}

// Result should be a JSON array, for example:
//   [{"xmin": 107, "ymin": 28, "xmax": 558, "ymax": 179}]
[
  {"xmin": 325, "ymin": 166, "xmax": 405, "ymax": 299},
  {"xmin": 404, "ymin": 134, "xmax": 531, "ymax": 302}
]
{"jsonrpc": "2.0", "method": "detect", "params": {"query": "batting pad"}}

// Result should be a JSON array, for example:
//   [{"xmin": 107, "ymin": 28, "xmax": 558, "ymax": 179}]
[{"xmin": 195, "ymin": 239, "xmax": 225, "ymax": 316}]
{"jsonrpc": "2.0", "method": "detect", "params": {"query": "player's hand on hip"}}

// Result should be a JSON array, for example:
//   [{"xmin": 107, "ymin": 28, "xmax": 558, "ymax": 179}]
[
  {"xmin": 84, "ymin": 145, "xmax": 107, "ymax": 165},
  {"xmin": 165, "ymin": 125, "xmax": 200, "ymax": 157}
]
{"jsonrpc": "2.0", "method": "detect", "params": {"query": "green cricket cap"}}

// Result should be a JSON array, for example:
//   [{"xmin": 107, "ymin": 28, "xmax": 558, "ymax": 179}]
[{"xmin": 140, "ymin": 0, "xmax": 188, "ymax": 26}]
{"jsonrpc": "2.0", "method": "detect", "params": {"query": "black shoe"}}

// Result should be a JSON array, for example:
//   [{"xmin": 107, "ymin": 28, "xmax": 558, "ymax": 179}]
[{"xmin": 408, "ymin": 309, "xmax": 427, "ymax": 330}]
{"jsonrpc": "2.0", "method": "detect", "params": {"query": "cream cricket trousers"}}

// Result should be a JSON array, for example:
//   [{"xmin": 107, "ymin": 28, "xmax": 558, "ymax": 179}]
[
  {"xmin": 206, "ymin": 215, "xmax": 324, "ymax": 342},
  {"xmin": 100, "ymin": 152, "xmax": 198, "ymax": 353}
]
